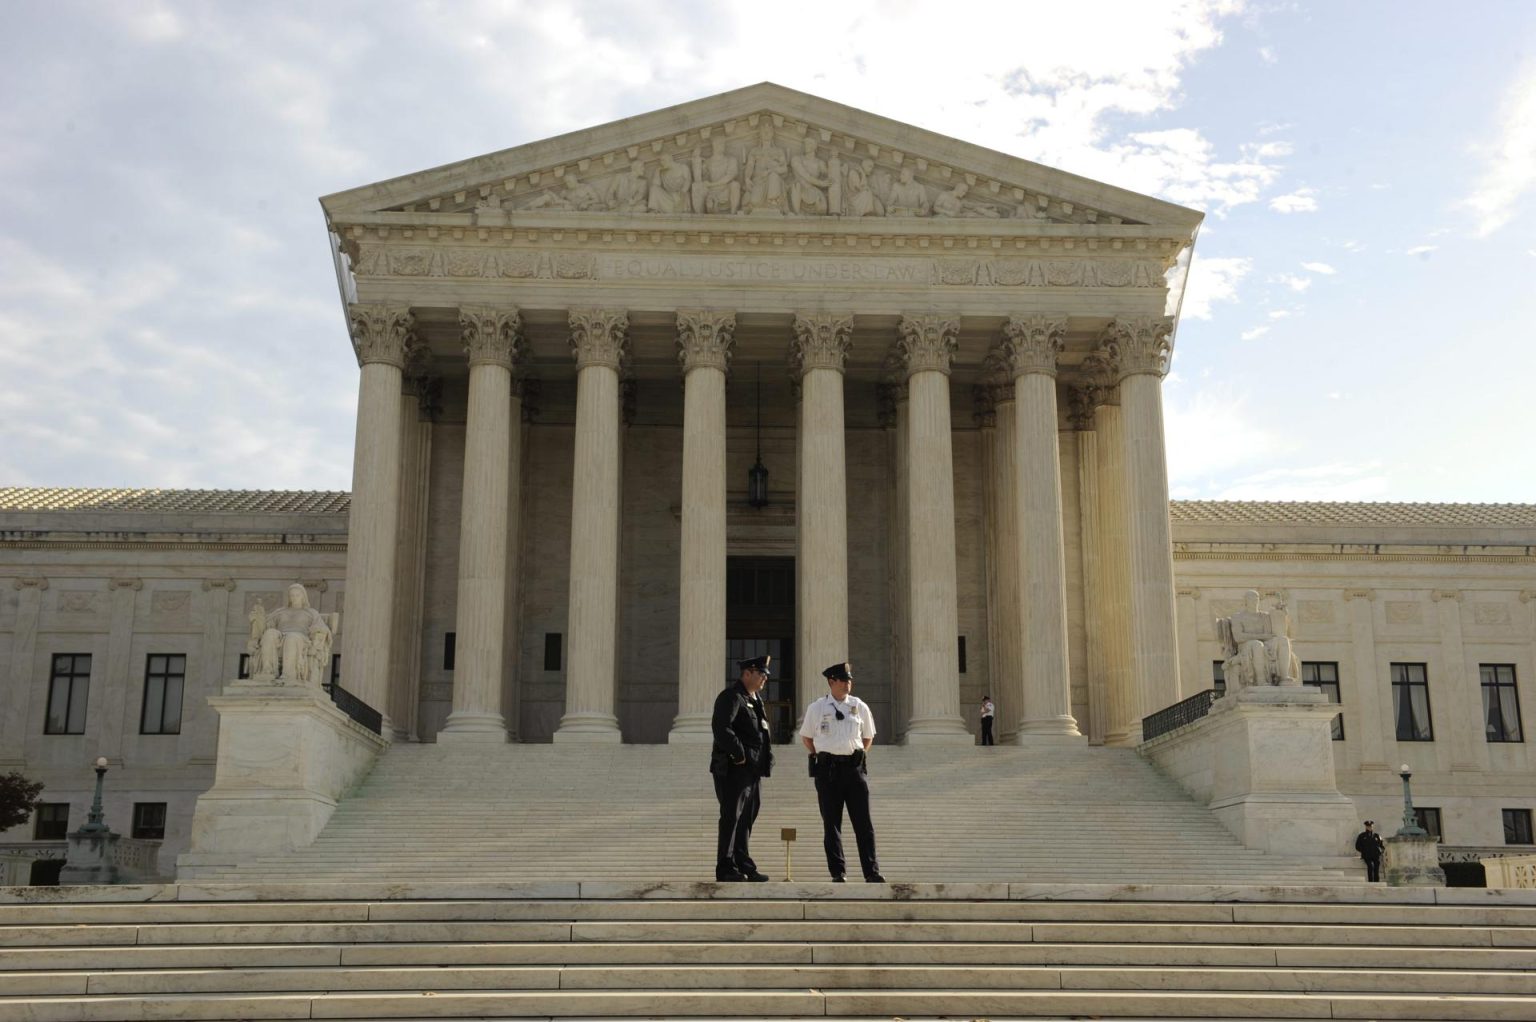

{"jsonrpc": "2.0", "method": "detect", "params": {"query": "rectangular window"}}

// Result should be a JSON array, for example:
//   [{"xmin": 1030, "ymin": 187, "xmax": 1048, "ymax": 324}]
[
  {"xmin": 443, "ymin": 632, "xmax": 456, "ymax": 671},
  {"xmin": 330, "ymin": 654, "xmax": 341, "ymax": 686},
  {"xmin": 1503, "ymin": 809, "xmax": 1534, "ymax": 845},
  {"xmin": 34, "ymin": 803, "xmax": 69, "ymax": 840},
  {"xmin": 1391, "ymin": 662, "xmax": 1433, "ymax": 741},
  {"xmin": 131, "ymin": 802, "xmax": 167, "ymax": 840},
  {"xmin": 140, "ymin": 654, "xmax": 186, "ymax": 735},
  {"xmin": 1302, "ymin": 661, "xmax": 1344, "ymax": 740},
  {"xmin": 957, "ymin": 635, "xmax": 967, "ymax": 674},
  {"xmin": 544, "ymin": 633, "xmax": 562, "ymax": 672},
  {"xmin": 1414, "ymin": 807, "xmax": 1442, "ymax": 841},
  {"xmin": 237, "ymin": 654, "xmax": 251, "ymax": 680},
  {"xmin": 1481, "ymin": 664, "xmax": 1523, "ymax": 743},
  {"xmin": 1211, "ymin": 660, "xmax": 1226, "ymax": 696},
  {"xmin": 44, "ymin": 654, "xmax": 91, "ymax": 735}
]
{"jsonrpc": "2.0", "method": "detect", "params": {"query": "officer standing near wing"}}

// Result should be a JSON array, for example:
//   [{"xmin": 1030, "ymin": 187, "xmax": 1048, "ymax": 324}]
[
  {"xmin": 709, "ymin": 654, "xmax": 774, "ymax": 882},
  {"xmin": 799, "ymin": 662, "xmax": 884, "ymax": 882}
]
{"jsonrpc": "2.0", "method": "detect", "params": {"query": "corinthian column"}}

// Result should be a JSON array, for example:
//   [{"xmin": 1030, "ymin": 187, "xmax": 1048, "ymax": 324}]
[
  {"xmin": 991, "ymin": 383, "xmax": 1024, "ymax": 742},
  {"xmin": 441, "ymin": 306, "xmax": 521, "ymax": 742},
  {"xmin": 791, "ymin": 312, "xmax": 852, "ymax": 711},
  {"xmin": 1096, "ymin": 398, "xmax": 1138, "ymax": 745},
  {"xmin": 897, "ymin": 314, "xmax": 970, "ymax": 743},
  {"xmin": 1002, "ymin": 315, "xmax": 1083, "ymax": 742},
  {"xmin": 670, "ymin": 309, "xmax": 735, "ymax": 743},
  {"xmin": 1068, "ymin": 385, "xmax": 1107, "ymax": 744},
  {"xmin": 554, "ymin": 309, "xmax": 628, "ymax": 743},
  {"xmin": 344, "ymin": 303, "xmax": 417, "ymax": 725},
  {"xmin": 1102, "ymin": 316, "xmax": 1181, "ymax": 730}
]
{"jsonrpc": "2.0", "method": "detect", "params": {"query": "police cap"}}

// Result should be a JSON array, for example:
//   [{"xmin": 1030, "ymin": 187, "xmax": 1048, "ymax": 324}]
[
  {"xmin": 822, "ymin": 662, "xmax": 853, "ymax": 682},
  {"xmin": 739, "ymin": 654, "xmax": 772, "ymax": 676}
]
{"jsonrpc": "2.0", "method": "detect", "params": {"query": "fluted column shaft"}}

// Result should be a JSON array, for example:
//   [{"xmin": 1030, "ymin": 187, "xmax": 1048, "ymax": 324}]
[
  {"xmin": 888, "ymin": 386, "xmax": 912, "ymax": 739},
  {"xmin": 992, "ymin": 393, "xmax": 1024, "ymax": 741},
  {"xmin": 555, "ymin": 309, "xmax": 628, "ymax": 742},
  {"xmin": 899, "ymin": 315, "xmax": 969, "ymax": 742},
  {"xmin": 1071, "ymin": 394, "xmax": 1107, "ymax": 745},
  {"xmin": 344, "ymin": 304, "xmax": 415, "ymax": 725},
  {"xmin": 1003, "ymin": 316, "xmax": 1082, "ymax": 742},
  {"xmin": 1096, "ymin": 401, "xmax": 1138, "ymax": 745},
  {"xmin": 792, "ymin": 313, "xmax": 852, "ymax": 711},
  {"xmin": 671, "ymin": 311, "xmax": 734, "ymax": 742},
  {"xmin": 442, "ymin": 307, "xmax": 521, "ymax": 741}
]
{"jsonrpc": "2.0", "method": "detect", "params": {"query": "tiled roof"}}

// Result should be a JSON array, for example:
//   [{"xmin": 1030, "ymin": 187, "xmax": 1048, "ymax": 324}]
[
  {"xmin": 0, "ymin": 488, "xmax": 351, "ymax": 515},
  {"xmin": 1170, "ymin": 501, "xmax": 1536, "ymax": 528}
]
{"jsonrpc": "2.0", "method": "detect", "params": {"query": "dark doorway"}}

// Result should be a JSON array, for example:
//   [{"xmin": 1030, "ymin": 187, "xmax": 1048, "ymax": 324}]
[
  {"xmin": 726, "ymin": 556, "xmax": 796, "ymax": 743},
  {"xmin": 29, "ymin": 858, "xmax": 64, "ymax": 886}
]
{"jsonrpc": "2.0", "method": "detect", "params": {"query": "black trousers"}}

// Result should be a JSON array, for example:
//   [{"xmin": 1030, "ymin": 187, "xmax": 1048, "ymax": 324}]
[
  {"xmin": 714, "ymin": 768, "xmax": 761, "ymax": 873},
  {"xmin": 814, "ymin": 758, "xmax": 879, "ymax": 878},
  {"xmin": 981, "ymin": 717, "xmax": 995, "ymax": 745},
  {"xmin": 1363, "ymin": 856, "xmax": 1381, "ymax": 882}
]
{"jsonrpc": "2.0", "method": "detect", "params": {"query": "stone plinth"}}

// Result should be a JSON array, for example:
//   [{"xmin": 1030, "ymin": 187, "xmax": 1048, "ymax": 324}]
[
  {"xmin": 1386, "ymin": 833, "xmax": 1446, "ymax": 887},
  {"xmin": 1141, "ymin": 687, "xmax": 1358, "ymax": 864},
  {"xmin": 177, "ymin": 681, "xmax": 387, "ymax": 875}
]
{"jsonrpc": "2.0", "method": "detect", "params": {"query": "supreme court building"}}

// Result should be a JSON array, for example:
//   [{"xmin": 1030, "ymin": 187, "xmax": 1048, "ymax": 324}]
[{"xmin": 3, "ymin": 85, "xmax": 1534, "ymax": 878}]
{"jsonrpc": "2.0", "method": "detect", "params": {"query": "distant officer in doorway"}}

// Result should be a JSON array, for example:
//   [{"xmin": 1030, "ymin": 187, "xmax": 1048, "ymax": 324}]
[
  {"xmin": 980, "ymin": 695, "xmax": 996, "ymax": 746},
  {"xmin": 1355, "ymin": 820, "xmax": 1385, "ymax": 882},
  {"xmin": 710, "ymin": 654, "xmax": 775, "ymax": 882},
  {"xmin": 799, "ymin": 662, "xmax": 884, "ymax": 882}
]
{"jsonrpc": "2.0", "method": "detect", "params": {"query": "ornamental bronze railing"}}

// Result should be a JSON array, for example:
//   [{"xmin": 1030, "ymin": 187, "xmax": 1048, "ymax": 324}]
[
  {"xmin": 1141, "ymin": 688, "xmax": 1221, "ymax": 742},
  {"xmin": 324, "ymin": 681, "xmax": 383, "ymax": 735}
]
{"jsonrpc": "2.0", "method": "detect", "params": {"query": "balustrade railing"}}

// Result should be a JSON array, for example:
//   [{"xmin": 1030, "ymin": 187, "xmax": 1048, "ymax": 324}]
[{"xmin": 1141, "ymin": 688, "xmax": 1221, "ymax": 741}]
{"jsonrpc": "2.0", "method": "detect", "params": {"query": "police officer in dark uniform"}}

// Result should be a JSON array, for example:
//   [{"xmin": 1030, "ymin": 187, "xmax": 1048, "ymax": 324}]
[
  {"xmin": 799, "ymin": 661, "xmax": 884, "ymax": 882},
  {"xmin": 709, "ymin": 654, "xmax": 775, "ymax": 882}
]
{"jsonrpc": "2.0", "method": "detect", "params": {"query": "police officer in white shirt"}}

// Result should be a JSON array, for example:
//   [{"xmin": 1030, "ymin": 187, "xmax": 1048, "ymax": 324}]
[{"xmin": 798, "ymin": 661, "xmax": 884, "ymax": 882}]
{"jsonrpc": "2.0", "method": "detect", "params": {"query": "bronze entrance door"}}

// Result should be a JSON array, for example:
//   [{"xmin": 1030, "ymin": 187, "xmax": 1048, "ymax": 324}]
[{"xmin": 725, "ymin": 556, "xmax": 796, "ymax": 743}]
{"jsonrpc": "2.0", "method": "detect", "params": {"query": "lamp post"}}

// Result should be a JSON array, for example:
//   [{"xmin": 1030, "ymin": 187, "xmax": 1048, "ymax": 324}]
[
  {"xmin": 1396, "ymin": 763, "xmax": 1427, "ymax": 837},
  {"xmin": 79, "ymin": 757, "xmax": 111, "ymax": 836}
]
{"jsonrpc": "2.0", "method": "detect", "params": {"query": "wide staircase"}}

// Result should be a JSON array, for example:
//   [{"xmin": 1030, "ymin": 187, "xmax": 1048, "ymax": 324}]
[
  {"xmin": 180, "ymin": 743, "xmax": 1349, "ymax": 884},
  {"xmin": 4, "ymin": 886, "xmax": 1536, "ymax": 1020}
]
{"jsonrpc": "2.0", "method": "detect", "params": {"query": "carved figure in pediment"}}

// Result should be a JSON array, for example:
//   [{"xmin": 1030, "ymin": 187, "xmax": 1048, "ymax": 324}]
[
  {"xmin": 843, "ymin": 163, "xmax": 884, "ymax": 217},
  {"xmin": 789, "ymin": 138, "xmax": 833, "ymax": 216},
  {"xmin": 1015, "ymin": 200, "xmax": 1048, "ymax": 221},
  {"xmin": 252, "ymin": 583, "xmax": 336, "ymax": 686},
  {"xmin": 933, "ymin": 182, "xmax": 1002, "ymax": 218},
  {"xmin": 649, "ymin": 153, "xmax": 693, "ymax": 214},
  {"xmin": 607, "ymin": 163, "xmax": 650, "ymax": 213},
  {"xmin": 526, "ymin": 174, "xmax": 603, "ymax": 212},
  {"xmin": 743, "ymin": 123, "xmax": 789, "ymax": 214},
  {"xmin": 826, "ymin": 151, "xmax": 844, "ymax": 215},
  {"xmin": 690, "ymin": 140, "xmax": 741, "ymax": 214},
  {"xmin": 886, "ymin": 167, "xmax": 929, "ymax": 217},
  {"xmin": 1216, "ymin": 589, "xmax": 1301, "ymax": 691}
]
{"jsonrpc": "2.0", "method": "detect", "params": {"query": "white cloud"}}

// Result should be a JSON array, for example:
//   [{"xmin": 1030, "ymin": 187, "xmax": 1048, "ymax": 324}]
[
  {"xmin": 1300, "ymin": 261, "xmax": 1336, "ymax": 274},
  {"xmin": 1240, "ymin": 326, "xmax": 1269, "ymax": 340},
  {"xmin": 1258, "ymin": 46, "xmax": 1277, "ymax": 64},
  {"xmin": 1211, "ymin": 462, "xmax": 1392, "ymax": 501},
  {"xmin": 1274, "ymin": 273, "xmax": 1312, "ymax": 292},
  {"xmin": 1164, "ymin": 383, "xmax": 1282, "ymax": 492},
  {"xmin": 1460, "ymin": 60, "xmax": 1536, "ymax": 236},
  {"xmin": 1268, "ymin": 309, "xmax": 1292, "ymax": 319},
  {"xmin": 1268, "ymin": 187, "xmax": 1318, "ymax": 213},
  {"xmin": 1180, "ymin": 255, "xmax": 1252, "ymax": 319},
  {"xmin": 1405, "ymin": 244, "xmax": 1438, "ymax": 256}
]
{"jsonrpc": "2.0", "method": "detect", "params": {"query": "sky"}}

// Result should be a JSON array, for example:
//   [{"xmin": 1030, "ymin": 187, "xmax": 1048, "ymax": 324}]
[{"xmin": 1, "ymin": 0, "xmax": 1534, "ymax": 502}]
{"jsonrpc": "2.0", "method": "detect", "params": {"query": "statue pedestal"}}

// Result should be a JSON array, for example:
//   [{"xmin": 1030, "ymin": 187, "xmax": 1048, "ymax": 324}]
[
  {"xmin": 177, "ymin": 681, "xmax": 387, "ymax": 878},
  {"xmin": 60, "ymin": 829, "xmax": 122, "ymax": 885},
  {"xmin": 1385, "ymin": 833, "xmax": 1446, "ymax": 887},
  {"xmin": 1142, "ymin": 687, "xmax": 1358, "ymax": 865}
]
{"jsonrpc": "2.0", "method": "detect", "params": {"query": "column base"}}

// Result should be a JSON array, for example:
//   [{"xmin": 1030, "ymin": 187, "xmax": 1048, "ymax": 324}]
[
  {"xmin": 1014, "ymin": 716, "xmax": 1085, "ymax": 742},
  {"xmin": 1012, "ymin": 730, "xmax": 1087, "ymax": 746},
  {"xmin": 668, "ymin": 715, "xmax": 715, "ymax": 744},
  {"xmin": 553, "ymin": 712, "xmax": 623, "ymax": 743},
  {"xmin": 903, "ymin": 716, "xmax": 973, "ymax": 744},
  {"xmin": 437, "ymin": 711, "xmax": 508, "ymax": 743}
]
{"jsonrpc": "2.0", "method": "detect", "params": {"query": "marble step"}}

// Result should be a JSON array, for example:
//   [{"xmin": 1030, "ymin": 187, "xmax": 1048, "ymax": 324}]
[{"xmin": 2, "ymin": 988, "xmax": 1533, "ymax": 1022}]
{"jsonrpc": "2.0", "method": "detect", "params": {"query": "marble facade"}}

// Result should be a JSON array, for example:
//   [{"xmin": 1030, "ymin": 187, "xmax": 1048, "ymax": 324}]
[{"xmin": 2, "ymin": 87, "xmax": 1534, "ymax": 876}]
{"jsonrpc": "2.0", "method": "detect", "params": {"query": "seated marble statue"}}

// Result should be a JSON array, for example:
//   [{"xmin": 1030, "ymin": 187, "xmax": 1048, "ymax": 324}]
[
  {"xmin": 789, "ymin": 138, "xmax": 833, "ymax": 216},
  {"xmin": 743, "ymin": 123, "xmax": 789, "ymax": 214},
  {"xmin": 607, "ymin": 163, "xmax": 650, "ymax": 213},
  {"xmin": 691, "ymin": 140, "xmax": 741, "ymax": 214},
  {"xmin": 886, "ymin": 167, "xmax": 929, "ymax": 217},
  {"xmin": 247, "ymin": 584, "xmax": 335, "ymax": 686},
  {"xmin": 648, "ymin": 153, "xmax": 693, "ymax": 214},
  {"xmin": 843, "ymin": 164, "xmax": 884, "ymax": 217},
  {"xmin": 1216, "ymin": 589, "xmax": 1301, "ymax": 690}
]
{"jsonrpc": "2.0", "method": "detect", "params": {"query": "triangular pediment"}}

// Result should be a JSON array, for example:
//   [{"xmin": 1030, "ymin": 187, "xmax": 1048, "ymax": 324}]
[{"xmin": 321, "ymin": 84, "xmax": 1201, "ymax": 233}]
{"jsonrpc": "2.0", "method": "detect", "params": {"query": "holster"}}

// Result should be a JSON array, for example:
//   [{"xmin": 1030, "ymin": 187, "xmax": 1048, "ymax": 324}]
[{"xmin": 807, "ymin": 754, "xmax": 818, "ymax": 778}]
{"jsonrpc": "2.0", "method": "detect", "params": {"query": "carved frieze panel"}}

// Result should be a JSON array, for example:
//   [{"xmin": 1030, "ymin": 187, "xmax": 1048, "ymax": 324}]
[
  {"xmin": 1384, "ymin": 601, "xmax": 1422, "ymax": 625},
  {"xmin": 1298, "ymin": 601, "xmax": 1335, "ymax": 625},
  {"xmin": 384, "ymin": 113, "xmax": 1148, "ymax": 227},
  {"xmin": 56, "ymin": 590, "xmax": 98, "ymax": 614},
  {"xmin": 151, "ymin": 591, "xmax": 192, "ymax": 615},
  {"xmin": 1472, "ymin": 602, "xmax": 1512, "ymax": 626}
]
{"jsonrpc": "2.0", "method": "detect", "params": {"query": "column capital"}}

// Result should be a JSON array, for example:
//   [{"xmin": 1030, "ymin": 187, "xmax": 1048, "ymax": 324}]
[
  {"xmin": 1521, "ymin": 590, "xmax": 1536, "ymax": 604},
  {"xmin": 676, "ymin": 309, "xmax": 736, "ymax": 374},
  {"xmin": 1431, "ymin": 589, "xmax": 1462, "ymax": 603},
  {"xmin": 348, "ymin": 303, "xmax": 418, "ymax": 369},
  {"xmin": 109, "ymin": 577, "xmax": 143, "ymax": 591},
  {"xmin": 12, "ymin": 577, "xmax": 48, "ymax": 591},
  {"xmin": 459, "ymin": 305, "xmax": 523, "ymax": 369},
  {"xmin": 896, "ymin": 314, "xmax": 960, "ymax": 378},
  {"xmin": 1101, "ymin": 316, "xmax": 1175, "ymax": 380},
  {"xmin": 1000, "ymin": 315, "xmax": 1067, "ymax": 378},
  {"xmin": 1066, "ymin": 384, "xmax": 1103, "ymax": 431},
  {"xmin": 569, "ymin": 308, "xmax": 629, "ymax": 371},
  {"xmin": 201, "ymin": 578, "xmax": 236, "ymax": 592},
  {"xmin": 1346, "ymin": 588, "xmax": 1376, "ymax": 602},
  {"xmin": 1176, "ymin": 586, "xmax": 1202, "ymax": 599},
  {"xmin": 790, "ymin": 312, "xmax": 853, "ymax": 376}
]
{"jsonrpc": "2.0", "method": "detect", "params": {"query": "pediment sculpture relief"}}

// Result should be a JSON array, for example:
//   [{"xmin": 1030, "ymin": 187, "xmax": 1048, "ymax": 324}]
[{"xmin": 404, "ymin": 119, "xmax": 1128, "ymax": 225}]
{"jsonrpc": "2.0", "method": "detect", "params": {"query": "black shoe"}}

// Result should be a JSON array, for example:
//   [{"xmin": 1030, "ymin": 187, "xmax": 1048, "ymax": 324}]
[
  {"xmin": 831, "ymin": 874, "xmax": 846, "ymax": 882},
  {"xmin": 715, "ymin": 868, "xmax": 747, "ymax": 882},
  {"xmin": 864, "ymin": 872, "xmax": 886, "ymax": 883},
  {"xmin": 743, "ymin": 870, "xmax": 770, "ymax": 882}
]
